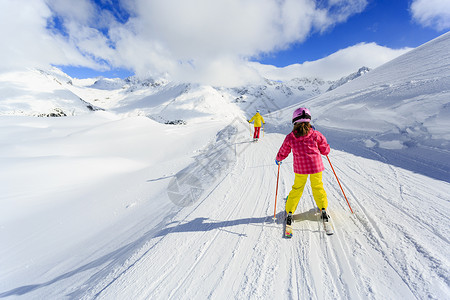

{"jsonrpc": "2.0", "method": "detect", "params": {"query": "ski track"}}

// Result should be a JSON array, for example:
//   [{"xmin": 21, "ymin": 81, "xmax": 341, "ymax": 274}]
[
  {"xmin": 328, "ymin": 151, "xmax": 449, "ymax": 299},
  {"xmin": 2, "ymin": 34, "xmax": 450, "ymax": 300},
  {"xmin": 22, "ymin": 125, "xmax": 449, "ymax": 299}
]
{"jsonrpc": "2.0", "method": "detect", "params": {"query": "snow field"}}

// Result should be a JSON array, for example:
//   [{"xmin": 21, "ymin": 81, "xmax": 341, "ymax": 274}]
[{"xmin": 1, "ymin": 32, "xmax": 449, "ymax": 300}]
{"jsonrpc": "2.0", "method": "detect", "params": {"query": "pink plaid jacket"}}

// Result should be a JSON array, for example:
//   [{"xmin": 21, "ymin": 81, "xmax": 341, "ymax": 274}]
[{"xmin": 276, "ymin": 129, "xmax": 330, "ymax": 174}]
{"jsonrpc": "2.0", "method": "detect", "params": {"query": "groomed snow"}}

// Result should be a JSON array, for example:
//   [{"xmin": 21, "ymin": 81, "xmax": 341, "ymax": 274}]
[{"xmin": 0, "ymin": 33, "xmax": 449, "ymax": 299}]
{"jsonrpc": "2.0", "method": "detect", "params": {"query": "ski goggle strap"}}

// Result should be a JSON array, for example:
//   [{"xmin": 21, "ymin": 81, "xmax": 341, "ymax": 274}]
[{"xmin": 292, "ymin": 111, "xmax": 311, "ymax": 124}]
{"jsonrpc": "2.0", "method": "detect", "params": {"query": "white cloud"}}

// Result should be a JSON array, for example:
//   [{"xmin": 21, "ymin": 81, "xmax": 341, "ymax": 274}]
[
  {"xmin": 410, "ymin": 0, "xmax": 450, "ymax": 31},
  {"xmin": 0, "ymin": 0, "xmax": 105, "ymax": 72},
  {"xmin": 250, "ymin": 43, "xmax": 413, "ymax": 81},
  {"xmin": 111, "ymin": 0, "xmax": 368, "ymax": 85},
  {"xmin": 1, "ymin": 0, "xmax": 376, "ymax": 85},
  {"xmin": 46, "ymin": 0, "xmax": 97, "ymax": 26}
]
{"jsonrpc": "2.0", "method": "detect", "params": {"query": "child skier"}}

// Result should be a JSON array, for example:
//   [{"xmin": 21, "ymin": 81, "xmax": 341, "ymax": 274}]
[
  {"xmin": 275, "ymin": 107, "xmax": 331, "ymax": 233},
  {"xmin": 248, "ymin": 110, "xmax": 265, "ymax": 142}
]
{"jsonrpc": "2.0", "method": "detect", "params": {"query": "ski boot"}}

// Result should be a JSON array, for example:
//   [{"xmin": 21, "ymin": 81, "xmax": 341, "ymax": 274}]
[
  {"xmin": 285, "ymin": 212, "xmax": 293, "ymax": 238},
  {"xmin": 321, "ymin": 208, "xmax": 334, "ymax": 235},
  {"xmin": 286, "ymin": 212, "xmax": 293, "ymax": 225},
  {"xmin": 321, "ymin": 208, "xmax": 329, "ymax": 222}
]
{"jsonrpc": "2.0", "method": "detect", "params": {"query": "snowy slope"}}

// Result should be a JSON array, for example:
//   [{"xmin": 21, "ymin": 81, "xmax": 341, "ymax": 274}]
[
  {"xmin": 0, "ymin": 112, "xmax": 239, "ymax": 297},
  {"xmin": 0, "ymin": 69, "xmax": 98, "ymax": 116},
  {"xmin": 326, "ymin": 66, "xmax": 371, "ymax": 91},
  {"xmin": 0, "ymin": 118, "xmax": 448, "ymax": 299},
  {"xmin": 267, "ymin": 31, "xmax": 450, "ymax": 182},
  {"xmin": 0, "ymin": 33, "xmax": 449, "ymax": 299},
  {"xmin": 89, "ymin": 135, "xmax": 448, "ymax": 300}
]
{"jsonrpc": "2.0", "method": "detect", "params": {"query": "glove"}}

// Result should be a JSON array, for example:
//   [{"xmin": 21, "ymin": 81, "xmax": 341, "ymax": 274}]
[{"xmin": 275, "ymin": 159, "xmax": 282, "ymax": 165}]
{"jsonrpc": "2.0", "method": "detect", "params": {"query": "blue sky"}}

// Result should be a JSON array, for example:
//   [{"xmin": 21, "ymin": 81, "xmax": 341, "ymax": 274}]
[
  {"xmin": 1, "ymin": 0, "xmax": 448, "ymax": 85},
  {"xmin": 258, "ymin": 0, "xmax": 444, "ymax": 67}
]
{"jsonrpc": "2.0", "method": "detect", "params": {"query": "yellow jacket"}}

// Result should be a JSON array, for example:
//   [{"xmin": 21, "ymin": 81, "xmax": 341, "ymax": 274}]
[{"xmin": 248, "ymin": 113, "xmax": 265, "ymax": 127}]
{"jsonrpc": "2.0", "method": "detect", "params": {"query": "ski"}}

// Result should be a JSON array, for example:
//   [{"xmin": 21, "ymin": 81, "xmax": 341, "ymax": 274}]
[
  {"xmin": 323, "ymin": 220, "xmax": 334, "ymax": 235},
  {"xmin": 285, "ymin": 225, "xmax": 293, "ymax": 238},
  {"xmin": 283, "ymin": 210, "xmax": 333, "ymax": 237}
]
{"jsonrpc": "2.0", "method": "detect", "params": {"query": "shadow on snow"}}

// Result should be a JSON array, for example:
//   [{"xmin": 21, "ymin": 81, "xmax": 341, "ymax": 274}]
[{"xmin": 0, "ymin": 208, "xmax": 328, "ymax": 298}]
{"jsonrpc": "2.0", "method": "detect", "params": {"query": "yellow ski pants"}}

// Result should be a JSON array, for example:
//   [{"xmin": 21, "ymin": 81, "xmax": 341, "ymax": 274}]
[{"xmin": 285, "ymin": 172, "xmax": 328, "ymax": 213}]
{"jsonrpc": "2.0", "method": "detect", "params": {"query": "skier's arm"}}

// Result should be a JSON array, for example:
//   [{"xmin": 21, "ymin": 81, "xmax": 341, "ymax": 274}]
[
  {"xmin": 276, "ymin": 135, "xmax": 291, "ymax": 162},
  {"xmin": 316, "ymin": 132, "xmax": 330, "ymax": 156}
]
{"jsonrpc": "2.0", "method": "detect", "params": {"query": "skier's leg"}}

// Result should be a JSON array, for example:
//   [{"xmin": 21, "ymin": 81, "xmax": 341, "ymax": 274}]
[
  {"xmin": 310, "ymin": 172, "xmax": 328, "ymax": 210},
  {"xmin": 255, "ymin": 127, "xmax": 261, "ymax": 139},
  {"xmin": 285, "ymin": 173, "xmax": 308, "ymax": 213}
]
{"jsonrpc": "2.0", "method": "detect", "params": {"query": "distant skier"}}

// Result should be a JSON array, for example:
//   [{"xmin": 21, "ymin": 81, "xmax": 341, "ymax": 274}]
[
  {"xmin": 248, "ymin": 110, "xmax": 265, "ymax": 142},
  {"xmin": 275, "ymin": 107, "xmax": 331, "ymax": 229}
]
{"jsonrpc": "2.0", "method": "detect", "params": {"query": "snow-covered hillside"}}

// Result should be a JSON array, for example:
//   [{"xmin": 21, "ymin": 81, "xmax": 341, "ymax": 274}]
[
  {"xmin": 326, "ymin": 66, "xmax": 370, "ymax": 91},
  {"xmin": 267, "ymin": 31, "xmax": 450, "ymax": 182},
  {"xmin": 0, "ymin": 63, "xmax": 369, "ymax": 120},
  {"xmin": 0, "ymin": 33, "xmax": 449, "ymax": 299},
  {"xmin": 0, "ymin": 69, "xmax": 99, "ymax": 117}
]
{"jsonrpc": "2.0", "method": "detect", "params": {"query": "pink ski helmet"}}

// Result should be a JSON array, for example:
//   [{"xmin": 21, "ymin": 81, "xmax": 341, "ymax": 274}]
[{"xmin": 292, "ymin": 107, "xmax": 311, "ymax": 124}]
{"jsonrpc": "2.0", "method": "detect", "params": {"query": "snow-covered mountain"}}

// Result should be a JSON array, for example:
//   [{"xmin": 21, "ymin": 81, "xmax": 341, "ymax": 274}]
[
  {"xmin": 326, "ymin": 66, "xmax": 370, "ymax": 91},
  {"xmin": 0, "ymin": 33, "xmax": 449, "ymax": 299},
  {"xmin": 0, "ymin": 64, "xmax": 369, "ymax": 119},
  {"xmin": 0, "ymin": 68, "xmax": 101, "ymax": 117}
]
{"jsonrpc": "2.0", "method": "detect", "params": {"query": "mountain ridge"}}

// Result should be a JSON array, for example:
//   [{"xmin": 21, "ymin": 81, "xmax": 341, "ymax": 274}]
[{"xmin": 0, "ymin": 65, "xmax": 371, "ymax": 118}]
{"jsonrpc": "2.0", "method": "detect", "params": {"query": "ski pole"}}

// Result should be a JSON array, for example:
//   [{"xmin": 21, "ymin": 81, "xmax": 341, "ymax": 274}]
[
  {"xmin": 326, "ymin": 155, "xmax": 354, "ymax": 214},
  {"xmin": 273, "ymin": 163, "xmax": 281, "ymax": 220}
]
